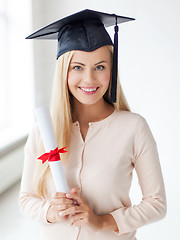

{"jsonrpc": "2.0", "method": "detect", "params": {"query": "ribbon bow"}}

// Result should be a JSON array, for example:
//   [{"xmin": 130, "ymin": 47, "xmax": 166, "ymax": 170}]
[{"xmin": 38, "ymin": 147, "xmax": 67, "ymax": 164}]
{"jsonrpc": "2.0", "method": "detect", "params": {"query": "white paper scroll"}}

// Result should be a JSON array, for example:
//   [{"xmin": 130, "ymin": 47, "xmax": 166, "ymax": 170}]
[{"xmin": 35, "ymin": 106, "xmax": 69, "ymax": 193}]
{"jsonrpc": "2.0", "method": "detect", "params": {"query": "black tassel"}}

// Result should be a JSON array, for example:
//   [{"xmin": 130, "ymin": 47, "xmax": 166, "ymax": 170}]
[{"xmin": 110, "ymin": 16, "xmax": 119, "ymax": 103}]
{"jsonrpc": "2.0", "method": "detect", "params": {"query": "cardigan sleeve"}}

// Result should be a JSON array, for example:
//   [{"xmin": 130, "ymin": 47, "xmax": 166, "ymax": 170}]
[
  {"xmin": 110, "ymin": 116, "xmax": 167, "ymax": 235},
  {"xmin": 18, "ymin": 125, "xmax": 50, "ymax": 224}
]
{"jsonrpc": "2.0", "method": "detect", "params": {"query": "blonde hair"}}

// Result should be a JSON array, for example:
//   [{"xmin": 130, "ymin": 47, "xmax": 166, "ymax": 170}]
[{"xmin": 35, "ymin": 45, "xmax": 130, "ymax": 197}]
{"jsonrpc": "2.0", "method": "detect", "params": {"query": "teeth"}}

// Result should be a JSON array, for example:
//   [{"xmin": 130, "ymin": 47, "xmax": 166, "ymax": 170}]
[{"xmin": 80, "ymin": 87, "xmax": 97, "ymax": 92}]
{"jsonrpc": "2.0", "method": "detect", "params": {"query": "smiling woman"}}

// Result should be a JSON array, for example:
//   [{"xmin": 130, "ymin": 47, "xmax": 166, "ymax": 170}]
[
  {"xmin": 68, "ymin": 46, "xmax": 112, "ymax": 106},
  {"xmin": 19, "ymin": 9, "xmax": 166, "ymax": 240}
]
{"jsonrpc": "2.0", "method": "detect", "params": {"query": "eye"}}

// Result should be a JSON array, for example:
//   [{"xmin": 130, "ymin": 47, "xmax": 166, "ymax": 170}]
[
  {"xmin": 73, "ymin": 66, "xmax": 83, "ymax": 71},
  {"xmin": 95, "ymin": 65, "xmax": 104, "ymax": 71}
]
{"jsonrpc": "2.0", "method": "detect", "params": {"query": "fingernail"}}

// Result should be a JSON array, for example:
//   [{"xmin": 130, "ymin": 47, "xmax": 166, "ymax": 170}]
[
  {"xmin": 73, "ymin": 200, "xmax": 78, "ymax": 205},
  {"xmin": 59, "ymin": 212, "xmax": 63, "ymax": 216}
]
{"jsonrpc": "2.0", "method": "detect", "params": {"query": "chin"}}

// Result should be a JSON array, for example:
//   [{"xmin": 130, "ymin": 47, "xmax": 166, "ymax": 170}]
[
  {"xmin": 76, "ymin": 96, "xmax": 103, "ymax": 106},
  {"xmin": 79, "ymin": 100, "xmax": 99, "ymax": 105}
]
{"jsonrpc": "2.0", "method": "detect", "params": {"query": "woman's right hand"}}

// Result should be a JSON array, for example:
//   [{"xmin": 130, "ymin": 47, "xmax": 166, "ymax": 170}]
[{"xmin": 47, "ymin": 188, "xmax": 77, "ymax": 223}]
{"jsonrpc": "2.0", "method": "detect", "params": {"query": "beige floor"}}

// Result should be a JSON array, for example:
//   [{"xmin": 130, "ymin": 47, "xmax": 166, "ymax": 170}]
[{"xmin": 0, "ymin": 182, "xmax": 39, "ymax": 240}]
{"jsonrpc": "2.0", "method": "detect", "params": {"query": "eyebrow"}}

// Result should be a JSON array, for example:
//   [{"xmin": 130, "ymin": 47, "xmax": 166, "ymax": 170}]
[
  {"xmin": 71, "ymin": 62, "xmax": 85, "ymax": 66},
  {"xmin": 94, "ymin": 61, "xmax": 108, "ymax": 66},
  {"xmin": 71, "ymin": 60, "xmax": 108, "ymax": 66}
]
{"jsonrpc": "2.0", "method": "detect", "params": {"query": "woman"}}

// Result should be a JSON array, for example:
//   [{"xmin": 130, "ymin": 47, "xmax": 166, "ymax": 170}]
[{"xmin": 19, "ymin": 10, "xmax": 166, "ymax": 240}]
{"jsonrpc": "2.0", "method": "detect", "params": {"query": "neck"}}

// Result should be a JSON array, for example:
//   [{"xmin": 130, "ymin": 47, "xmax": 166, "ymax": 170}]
[{"xmin": 72, "ymin": 98, "xmax": 114, "ymax": 125}]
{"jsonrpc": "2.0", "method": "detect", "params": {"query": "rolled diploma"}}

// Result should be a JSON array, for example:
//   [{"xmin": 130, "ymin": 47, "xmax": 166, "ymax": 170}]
[{"xmin": 35, "ymin": 106, "xmax": 69, "ymax": 193}]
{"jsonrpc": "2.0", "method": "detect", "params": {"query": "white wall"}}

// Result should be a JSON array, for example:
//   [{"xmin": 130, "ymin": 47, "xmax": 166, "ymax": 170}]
[
  {"xmin": 0, "ymin": 143, "xmax": 25, "ymax": 194},
  {"xmin": 30, "ymin": 0, "xmax": 180, "ymax": 239}
]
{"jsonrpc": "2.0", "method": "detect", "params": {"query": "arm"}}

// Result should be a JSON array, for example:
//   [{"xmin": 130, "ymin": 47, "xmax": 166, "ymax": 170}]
[
  {"xmin": 110, "ymin": 116, "xmax": 167, "ymax": 235},
  {"xmin": 18, "ymin": 125, "xmax": 51, "ymax": 223},
  {"xmin": 19, "ymin": 125, "xmax": 75, "ymax": 224},
  {"xmin": 19, "ymin": 125, "xmax": 84, "ymax": 224},
  {"xmin": 59, "ymin": 190, "xmax": 118, "ymax": 232}
]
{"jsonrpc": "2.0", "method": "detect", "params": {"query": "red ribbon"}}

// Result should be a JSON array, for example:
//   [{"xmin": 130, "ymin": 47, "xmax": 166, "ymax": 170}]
[{"xmin": 38, "ymin": 147, "xmax": 67, "ymax": 164}]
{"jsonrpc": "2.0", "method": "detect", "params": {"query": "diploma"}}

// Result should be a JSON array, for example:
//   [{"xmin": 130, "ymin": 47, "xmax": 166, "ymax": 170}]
[{"xmin": 35, "ymin": 106, "xmax": 69, "ymax": 193}]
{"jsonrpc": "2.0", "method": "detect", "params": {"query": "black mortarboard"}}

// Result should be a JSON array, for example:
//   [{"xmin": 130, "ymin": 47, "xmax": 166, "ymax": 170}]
[{"xmin": 26, "ymin": 9, "xmax": 135, "ymax": 102}]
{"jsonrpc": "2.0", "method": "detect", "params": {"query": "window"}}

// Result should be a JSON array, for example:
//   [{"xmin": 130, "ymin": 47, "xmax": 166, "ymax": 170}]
[{"xmin": 0, "ymin": 0, "xmax": 34, "ymax": 149}]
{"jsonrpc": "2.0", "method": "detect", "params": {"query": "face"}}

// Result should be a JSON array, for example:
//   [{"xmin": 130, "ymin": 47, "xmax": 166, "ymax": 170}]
[{"xmin": 67, "ymin": 46, "xmax": 112, "ymax": 106}]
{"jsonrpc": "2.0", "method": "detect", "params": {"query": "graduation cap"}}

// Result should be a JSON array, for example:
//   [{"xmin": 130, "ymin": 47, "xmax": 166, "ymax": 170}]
[{"xmin": 26, "ymin": 9, "xmax": 135, "ymax": 103}]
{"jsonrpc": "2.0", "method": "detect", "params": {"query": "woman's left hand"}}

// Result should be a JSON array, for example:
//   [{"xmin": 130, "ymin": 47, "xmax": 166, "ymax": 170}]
[{"xmin": 59, "ymin": 188, "xmax": 118, "ymax": 232}]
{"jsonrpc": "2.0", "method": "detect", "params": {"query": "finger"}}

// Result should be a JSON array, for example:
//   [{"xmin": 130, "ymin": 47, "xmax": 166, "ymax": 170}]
[
  {"xmin": 51, "ymin": 192, "xmax": 67, "ymax": 199},
  {"xmin": 72, "ymin": 218, "xmax": 85, "ymax": 227},
  {"xmin": 69, "ymin": 213, "xmax": 85, "ymax": 225},
  {"xmin": 59, "ymin": 205, "xmax": 83, "ymax": 217},
  {"xmin": 53, "ymin": 203, "xmax": 74, "ymax": 212},
  {"xmin": 69, "ymin": 189, "xmax": 81, "ymax": 205},
  {"xmin": 70, "ymin": 188, "xmax": 78, "ymax": 194},
  {"xmin": 50, "ymin": 198, "xmax": 74, "ymax": 206},
  {"xmin": 66, "ymin": 193, "xmax": 85, "ymax": 205}
]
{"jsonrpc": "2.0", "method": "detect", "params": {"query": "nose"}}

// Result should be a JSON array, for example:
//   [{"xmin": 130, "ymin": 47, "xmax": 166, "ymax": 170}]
[{"xmin": 83, "ymin": 69, "xmax": 96, "ymax": 84}]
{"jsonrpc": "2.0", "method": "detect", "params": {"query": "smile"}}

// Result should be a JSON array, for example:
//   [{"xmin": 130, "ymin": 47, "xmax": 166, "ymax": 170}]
[{"xmin": 78, "ymin": 87, "xmax": 99, "ymax": 94}]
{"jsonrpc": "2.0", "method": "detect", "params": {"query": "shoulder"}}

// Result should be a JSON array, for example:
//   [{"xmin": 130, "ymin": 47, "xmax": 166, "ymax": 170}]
[
  {"xmin": 111, "ymin": 110, "xmax": 154, "ymax": 140},
  {"xmin": 113, "ymin": 110, "xmax": 147, "ymax": 129},
  {"xmin": 27, "ymin": 123, "xmax": 40, "ymax": 141},
  {"xmin": 103, "ymin": 110, "xmax": 150, "ymax": 141},
  {"xmin": 115, "ymin": 111, "xmax": 156, "ymax": 144},
  {"xmin": 25, "ymin": 123, "xmax": 41, "ymax": 152}
]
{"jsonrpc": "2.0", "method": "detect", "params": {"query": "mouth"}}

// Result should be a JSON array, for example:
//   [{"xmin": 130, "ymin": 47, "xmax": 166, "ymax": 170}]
[{"xmin": 78, "ymin": 87, "xmax": 99, "ymax": 95}]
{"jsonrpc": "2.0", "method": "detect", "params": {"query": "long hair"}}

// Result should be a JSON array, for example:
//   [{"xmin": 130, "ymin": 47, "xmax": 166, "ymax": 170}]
[{"xmin": 34, "ymin": 46, "xmax": 130, "ymax": 198}]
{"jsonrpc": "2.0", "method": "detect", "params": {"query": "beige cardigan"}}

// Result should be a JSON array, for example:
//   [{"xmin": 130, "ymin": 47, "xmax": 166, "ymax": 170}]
[{"xmin": 19, "ymin": 110, "xmax": 166, "ymax": 240}]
